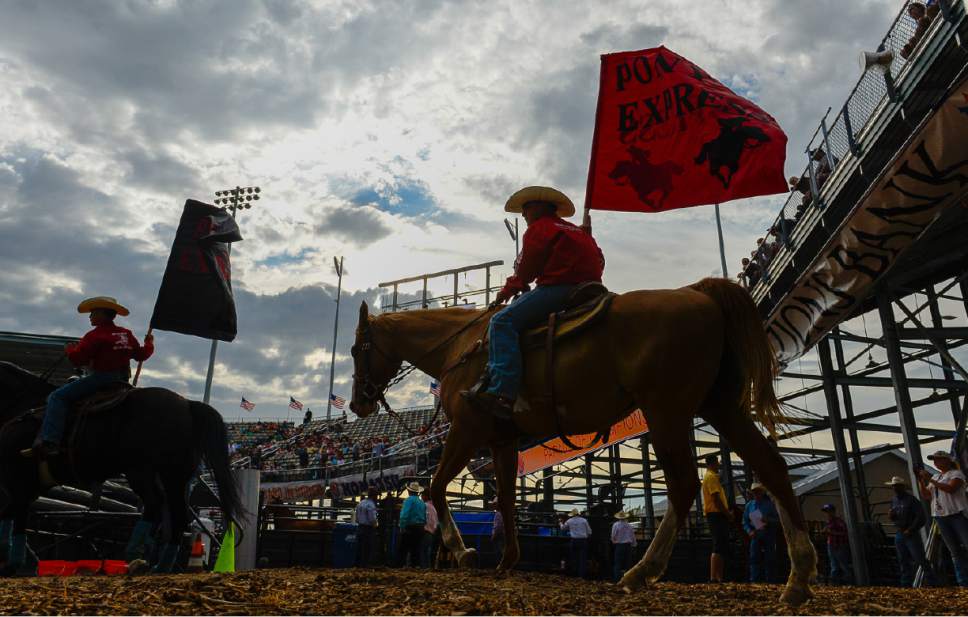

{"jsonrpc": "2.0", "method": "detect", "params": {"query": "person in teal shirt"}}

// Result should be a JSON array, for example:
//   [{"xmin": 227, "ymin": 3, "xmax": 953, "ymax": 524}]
[{"xmin": 398, "ymin": 482, "xmax": 427, "ymax": 567}]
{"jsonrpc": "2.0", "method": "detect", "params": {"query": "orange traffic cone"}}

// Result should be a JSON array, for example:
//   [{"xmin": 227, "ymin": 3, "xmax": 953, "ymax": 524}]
[{"xmin": 186, "ymin": 532, "xmax": 205, "ymax": 572}]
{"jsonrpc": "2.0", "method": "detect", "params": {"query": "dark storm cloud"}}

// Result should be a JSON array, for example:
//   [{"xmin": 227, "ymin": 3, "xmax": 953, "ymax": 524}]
[
  {"xmin": 315, "ymin": 204, "xmax": 393, "ymax": 247},
  {"xmin": 463, "ymin": 174, "xmax": 521, "ymax": 205},
  {"xmin": 121, "ymin": 146, "xmax": 203, "ymax": 194}
]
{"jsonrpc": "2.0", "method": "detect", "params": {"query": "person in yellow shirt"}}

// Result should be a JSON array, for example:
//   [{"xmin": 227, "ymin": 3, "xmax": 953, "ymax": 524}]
[{"xmin": 702, "ymin": 454, "xmax": 733, "ymax": 582}]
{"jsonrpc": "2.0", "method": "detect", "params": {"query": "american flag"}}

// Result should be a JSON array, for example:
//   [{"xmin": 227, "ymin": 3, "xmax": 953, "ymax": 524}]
[
  {"xmin": 429, "ymin": 381, "xmax": 441, "ymax": 397},
  {"xmin": 329, "ymin": 393, "xmax": 346, "ymax": 409},
  {"xmin": 289, "ymin": 396, "xmax": 304, "ymax": 411},
  {"xmin": 239, "ymin": 397, "xmax": 256, "ymax": 411}
]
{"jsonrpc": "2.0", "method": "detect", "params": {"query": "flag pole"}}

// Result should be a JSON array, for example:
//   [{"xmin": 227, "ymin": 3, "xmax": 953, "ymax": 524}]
[
  {"xmin": 132, "ymin": 327, "xmax": 152, "ymax": 386},
  {"xmin": 714, "ymin": 203, "xmax": 729, "ymax": 278},
  {"xmin": 325, "ymin": 256, "xmax": 344, "ymax": 423}
]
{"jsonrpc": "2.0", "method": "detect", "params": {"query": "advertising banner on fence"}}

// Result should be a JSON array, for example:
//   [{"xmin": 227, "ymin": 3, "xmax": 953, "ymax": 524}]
[
  {"xmin": 585, "ymin": 46, "xmax": 787, "ymax": 214},
  {"xmin": 516, "ymin": 410, "xmax": 648, "ymax": 477},
  {"xmin": 766, "ymin": 77, "xmax": 968, "ymax": 363},
  {"xmin": 260, "ymin": 464, "xmax": 414, "ymax": 502}
]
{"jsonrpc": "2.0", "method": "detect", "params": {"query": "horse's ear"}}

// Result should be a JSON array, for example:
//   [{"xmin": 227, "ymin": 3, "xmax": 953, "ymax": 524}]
[{"xmin": 359, "ymin": 301, "xmax": 369, "ymax": 325}]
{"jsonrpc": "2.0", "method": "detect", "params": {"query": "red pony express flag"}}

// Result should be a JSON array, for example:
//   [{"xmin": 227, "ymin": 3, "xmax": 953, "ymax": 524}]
[{"xmin": 585, "ymin": 46, "xmax": 788, "ymax": 213}]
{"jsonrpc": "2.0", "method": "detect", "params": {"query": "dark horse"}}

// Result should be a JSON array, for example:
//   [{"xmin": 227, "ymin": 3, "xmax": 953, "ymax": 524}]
[
  {"xmin": 0, "ymin": 361, "xmax": 242, "ymax": 574},
  {"xmin": 694, "ymin": 116, "xmax": 771, "ymax": 188}
]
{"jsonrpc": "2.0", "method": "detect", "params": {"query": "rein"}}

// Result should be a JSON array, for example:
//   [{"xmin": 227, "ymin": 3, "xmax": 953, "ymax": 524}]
[{"xmin": 353, "ymin": 307, "xmax": 494, "ymax": 436}]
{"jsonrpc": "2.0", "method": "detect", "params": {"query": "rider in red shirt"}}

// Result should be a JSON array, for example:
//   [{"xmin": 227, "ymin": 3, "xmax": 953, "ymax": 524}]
[
  {"xmin": 463, "ymin": 186, "xmax": 604, "ymax": 419},
  {"xmin": 26, "ymin": 296, "xmax": 153, "ymax": 458}
]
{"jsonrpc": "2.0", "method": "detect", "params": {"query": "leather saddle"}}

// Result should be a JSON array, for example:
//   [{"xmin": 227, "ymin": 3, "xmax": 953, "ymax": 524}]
[
  {"xmin": 521, "ymin": 282, "xmax": 615, "ymax": 350},
  {"xmin": 75, "ymin": 382, "xmax": 134, "ymax": 416}
]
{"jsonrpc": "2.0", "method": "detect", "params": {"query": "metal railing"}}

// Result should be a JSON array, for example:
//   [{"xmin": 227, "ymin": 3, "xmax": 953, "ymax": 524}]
[{"xmin": 740, "ymin": 0, "xmax": 959, "ymax": 298}]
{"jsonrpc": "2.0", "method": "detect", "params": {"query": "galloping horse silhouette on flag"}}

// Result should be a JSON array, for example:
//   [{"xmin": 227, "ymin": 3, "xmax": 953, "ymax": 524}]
[{"xmin": 349, "ymin": 278, "xmax": 817, "ymax": 607}]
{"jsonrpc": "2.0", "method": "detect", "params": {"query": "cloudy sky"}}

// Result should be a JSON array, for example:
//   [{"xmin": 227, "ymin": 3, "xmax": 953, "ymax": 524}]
[{"xmin": 2, "ymin": 0, "xmax": 947, "ymax": 429}]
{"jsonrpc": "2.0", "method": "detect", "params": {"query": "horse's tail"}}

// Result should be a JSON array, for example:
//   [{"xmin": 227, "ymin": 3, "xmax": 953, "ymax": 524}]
[
  {"xmin": 189, "ymin": 401, "xmax": 244, "ymax": 528},
  {"xmin": 690, "ymin": 277, "xmax": 783, "ymax": 436}
]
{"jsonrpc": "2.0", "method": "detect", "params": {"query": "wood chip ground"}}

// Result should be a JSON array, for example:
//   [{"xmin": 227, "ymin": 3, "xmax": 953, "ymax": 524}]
[{"xmin": 1, "ymin": 568, "xmax": 967, "ymax": 615}]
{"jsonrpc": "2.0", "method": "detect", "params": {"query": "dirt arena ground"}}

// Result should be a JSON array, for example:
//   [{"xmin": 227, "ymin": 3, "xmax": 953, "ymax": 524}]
[{"xmin": 2, "ymin": 567, "xmax": 968, "ymax": 615}]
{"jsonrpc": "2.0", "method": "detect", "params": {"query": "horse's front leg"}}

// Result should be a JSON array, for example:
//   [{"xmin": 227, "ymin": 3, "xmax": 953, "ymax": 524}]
[
  {"xmin": 491, "ymin": 440, "xmax": 520, "ymax": 571},
  {"xmin": 431, "ymin": 419, "xmax": 478, "ymax": 568}
]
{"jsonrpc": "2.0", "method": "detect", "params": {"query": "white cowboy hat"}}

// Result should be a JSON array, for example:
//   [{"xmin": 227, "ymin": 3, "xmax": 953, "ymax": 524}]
[
  {"xmin": 750, "ymin": 482, "xmax": 766, "ymax": 492},
  {"xmin": 406, "ymin": 482, "xmax": 422, "ymax": 493},
  {"xmin": 926, "ymin": 450, "xmax": 952, "ymax": 461},
  {"xmin": 504, "ymin": 186, "xmax": 576, "ymax": 218},
  {"xmin": 77, "ymin": 296, "xmax": 129, "ymax": 316},
  {"xmin": 569, "ymin": 508, "xmax": 580, "ymax": 516},
  {"xmin": 885, "ymin": 476, "xmax": 907, "ymax": 486},
  {"xmin": 614, "ymin": 511, "xmax": 628, "ymax": 520}
]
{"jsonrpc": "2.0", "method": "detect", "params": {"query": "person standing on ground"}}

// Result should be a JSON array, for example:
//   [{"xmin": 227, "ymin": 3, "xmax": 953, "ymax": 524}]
[
  {"xmin": 702, "ymin": 454, "xmax": 733, "ymax": 582},
  {"xmin": 610, "ymin": 511, "xmax": 636, "ymax": 582},
  {"xmin": 821, "ymin": 504, "xmax": 851, "ymax": 585},
  {"xmin": 887, "ymin": 475, "xmax": 932, "ymax": 587},
  {"xmin": 743, "ymin": 482, "xmax": 779, "ymax": 583},
  {"xmin": 561, "ymin": 508, "xmax": 592, "ymax": 578},
  {"xmin": 420, "ymin": 489, "xmax": 438, "ymax": 568},
  {"xmin": 398, "ymin": 482, "xmax": 427, "ymax": 568},
  {"xmin": 918, "ymin": 451, "xmax": 968, "ymax": 586},
  {"xmin": 355, "ymin": 488, "xmax": 379, "ymax": 567}
]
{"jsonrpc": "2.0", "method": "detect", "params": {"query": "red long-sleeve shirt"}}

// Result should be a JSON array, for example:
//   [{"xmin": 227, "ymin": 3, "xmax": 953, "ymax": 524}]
[
  {"xmin": 502, "ymin": 216, "xmax": 605, "ymax": 295},
  {"xmin": 66, "ymin": 324, "xmax": 154, "ymax": 373}
]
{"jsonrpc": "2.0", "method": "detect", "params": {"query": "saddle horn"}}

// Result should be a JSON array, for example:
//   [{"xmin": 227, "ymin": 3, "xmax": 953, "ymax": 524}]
[{"xmin": 859, "ymin": 49, "xmax": 894, "ymax": 72}]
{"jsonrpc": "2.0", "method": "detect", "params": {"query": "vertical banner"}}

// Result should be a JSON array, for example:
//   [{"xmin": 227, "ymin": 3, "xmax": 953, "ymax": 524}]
[
  {"xmin": 585, "ymin": 46, "xmax": 788, "ymax": 213},
  {"xmin": 150, "ymin": 199, "xmax": 242, "ymax": 341}
]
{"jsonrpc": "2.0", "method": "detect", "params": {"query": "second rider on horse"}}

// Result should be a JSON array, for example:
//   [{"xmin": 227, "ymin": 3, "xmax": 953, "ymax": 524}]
[
  {"xmin": 462, "ymin": 186, "xmax": 605, "ymax": 419},
  {"xmin": 26, "ymin": 296, "xmax": 153, "ymax": 458}
]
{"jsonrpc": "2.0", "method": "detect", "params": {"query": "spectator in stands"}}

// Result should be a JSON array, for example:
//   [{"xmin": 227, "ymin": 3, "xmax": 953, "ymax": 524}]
[
  {"xmin": 560, "ymin": 508, "xmax": 592, "ymax": 578},
  {"xmin": 490, "ymin": 499, "xmax": 505, "ymax": 563},
  {"xmin": 702, "ymin": 454, "xmax": 732, "ymax": 583},
  {"xmin": 918, "ymin": 451, "xmax": 968, "ymax": 586},
  {"xmin": 821, "ymin": 503, "xmax": 851, "ymax": 585},
  {"xmin": 297, "ymin": 446, "xmax": 309, "ymax": 469},
  {"xmin": 356, "ymin": 488, "xmax": 379, "ymax": 567},
  {"xmin": 421, "ymin": 489, "xmax": 438, "ymax": 568},
  {"xmin": 743, "ymin": 482, "xmax": 779, "ymax": 583},
  {"xmin": 398, "ymin": 482, "xmax": 427, "ymax": 567},
  {"xmin": 303, "ymin": 409, "xmax": 312, "ymax": 425},
  {"xmin": 888, "ymin": 475, "xmax": 932, "ymax": 587},
  {"xmin": 610, "ymin": 511, "xmax": 636, "ymax": 582},
  {"xmin": 902, "ymin": 2, "xmax": 940, "ymax": 59}
]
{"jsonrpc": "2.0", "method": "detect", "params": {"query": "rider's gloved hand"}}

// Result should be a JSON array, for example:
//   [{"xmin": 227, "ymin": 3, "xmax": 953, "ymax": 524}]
[{"xmin": 494, "ymin": 288, "xmax": 514, "ymax": 305}]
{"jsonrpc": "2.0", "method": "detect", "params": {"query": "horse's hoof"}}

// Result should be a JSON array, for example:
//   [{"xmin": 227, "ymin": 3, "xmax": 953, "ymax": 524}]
[
  {"xmin": 780, "ymin": 584, "xmax": 813, "ymax": 608},
  {"xmin": 127, "ymin": 559, "xmax": 150, "ymax": 576},
  {"xmin": 456, "ymin": 548, "xmax": 477, "ymax": 569},
  {"xmin": 619, "ymin": 572, "xmax": 646, "ymax": 593}
]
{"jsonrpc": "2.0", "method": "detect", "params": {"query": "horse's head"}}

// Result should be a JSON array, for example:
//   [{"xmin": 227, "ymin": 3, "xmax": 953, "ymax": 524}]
[{"xmin": 349, "ymin": 301, "xmax": 403, "ymax": 418}]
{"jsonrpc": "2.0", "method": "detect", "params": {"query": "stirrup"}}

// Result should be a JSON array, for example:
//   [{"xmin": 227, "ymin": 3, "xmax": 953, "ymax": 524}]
[{"xmin": 461, "ymin": 373, "xmax": 490, "ymax": 401}]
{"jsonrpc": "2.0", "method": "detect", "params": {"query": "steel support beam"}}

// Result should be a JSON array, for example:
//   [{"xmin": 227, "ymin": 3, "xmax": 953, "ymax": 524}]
[
  {"xmin": 877, "ymin": 293, "xmax": 929, "ymax": 504},
  {"xmin": 584, "ymin": 455, "xmax": 593, "ymax": 512},
  {"xmin": 640, "ymin": 435, "xmax": 655, "ymax": 534},
  {"xmin": 833, "ymin": 328, "xmax": 872, "ymax": 520},
  {"xmin": 927, "ymin": 285, "xmax": 964, "ymax": 423},
  {"xmin": 818, "ymin": 338, "xmax": 870, "ymax": 585}
]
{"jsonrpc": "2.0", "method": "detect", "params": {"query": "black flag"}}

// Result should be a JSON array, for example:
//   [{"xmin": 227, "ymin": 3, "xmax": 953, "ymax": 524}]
[{"xmin": 150, "ymin": 199, "xmax": 243, "ymax": 341}]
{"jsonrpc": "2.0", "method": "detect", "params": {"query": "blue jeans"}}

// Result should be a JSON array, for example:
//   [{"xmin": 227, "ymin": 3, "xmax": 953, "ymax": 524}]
[
  {"xmin": 895, "ymin": 530, "xmax": 932, "ymax": 587},
  {"xmin": 570, "ymin": 537, "xmax": 589, "ymax": 578},
  {"xmin": 613, "ymin": 543, "xmax": 632, "ymax": 582},
  {"xmin": 826, "ymin": 544, "xmax": 851, "ymax": 584},
  {"xmin": 935, "ymin": 513, "xmax": 968, "ymax": 587},
  {"xmin": 41, "ymin": 371, "xmax": 126, "ymax": 443},
  {"xmin": 486, "ymin": 284, "xmax": 576, "ymax": 399},
  {"xmin": 749, "ymin": 529, "xmax": 776, "ymax": 583}
]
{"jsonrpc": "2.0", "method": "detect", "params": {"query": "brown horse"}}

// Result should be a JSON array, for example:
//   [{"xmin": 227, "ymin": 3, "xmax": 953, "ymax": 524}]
[{"xmin": 349, "ymin": 278, "xmax": 817, "ymax": 606}]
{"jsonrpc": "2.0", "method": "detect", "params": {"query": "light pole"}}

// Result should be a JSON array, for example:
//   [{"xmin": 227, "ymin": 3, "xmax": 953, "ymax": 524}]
[
  {"xmin": 201, "ymin": 185, "xmax": 261, "ymax": 405},
  {"xmin": 503, "ymin": 217, "xmax": 519, "ymax": 257},
  {"xmin": 325, "ymin": 256, "xmax": 344, "ymax": 422}
]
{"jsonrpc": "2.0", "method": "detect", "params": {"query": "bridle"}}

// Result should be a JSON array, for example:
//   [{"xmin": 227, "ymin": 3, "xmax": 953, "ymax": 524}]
[{"xmin": 351, "ymin": 307, "xmax": 495, "ymax": 435}]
